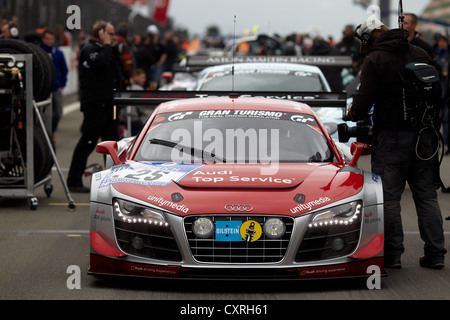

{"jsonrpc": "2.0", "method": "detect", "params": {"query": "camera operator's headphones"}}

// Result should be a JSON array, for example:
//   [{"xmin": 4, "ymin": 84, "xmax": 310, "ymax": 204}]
[{"xmin": 354, "ymin": 24, "xmax": 371, "ymax": 45}]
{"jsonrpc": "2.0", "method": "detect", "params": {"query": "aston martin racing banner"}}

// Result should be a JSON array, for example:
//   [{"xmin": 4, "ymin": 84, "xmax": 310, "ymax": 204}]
[{"xmin": 185, "ymin": 55, "xmax": 353, "ymax": 67}]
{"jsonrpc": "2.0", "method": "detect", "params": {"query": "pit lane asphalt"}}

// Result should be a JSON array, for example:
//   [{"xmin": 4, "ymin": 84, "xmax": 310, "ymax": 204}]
[{"xmin": 0, "ymin": 99, "xmax": 449, "ymax": 301}]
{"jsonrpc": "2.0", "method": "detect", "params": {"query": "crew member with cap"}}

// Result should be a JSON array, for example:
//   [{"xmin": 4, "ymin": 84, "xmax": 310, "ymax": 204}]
[{"xmin": 348, "ymin": 18, "xmax": 447, "ymax": 269}]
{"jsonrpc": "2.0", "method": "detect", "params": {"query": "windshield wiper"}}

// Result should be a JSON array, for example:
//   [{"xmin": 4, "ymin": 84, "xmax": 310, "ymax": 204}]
[
  {"xmin": 149, "ymin": 138, "xmax": 227, "ymax": 163},
  {"xmin": 308, "ymin": 152, "xmax": 323, "ymax": 162}
]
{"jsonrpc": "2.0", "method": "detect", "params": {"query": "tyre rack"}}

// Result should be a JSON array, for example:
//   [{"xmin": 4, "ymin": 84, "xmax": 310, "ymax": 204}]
[{"xmin": 0, "ymin": 53, "xmax": 75, "ymax": 210}]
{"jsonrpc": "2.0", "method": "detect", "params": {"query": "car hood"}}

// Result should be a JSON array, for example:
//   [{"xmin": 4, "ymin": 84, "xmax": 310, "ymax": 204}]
[{"xmin": 108, "ymin": 162, "xmax": 363, "ymax": 217}]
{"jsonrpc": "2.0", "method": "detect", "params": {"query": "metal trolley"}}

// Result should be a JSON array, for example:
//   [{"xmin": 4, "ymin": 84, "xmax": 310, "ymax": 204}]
[{"xmin": 0, "ymin": 53, "xmax": 75, "ymax": 210}]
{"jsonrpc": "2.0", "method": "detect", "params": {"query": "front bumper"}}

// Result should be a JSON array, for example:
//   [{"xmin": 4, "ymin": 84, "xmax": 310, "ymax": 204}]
[
  {"xmin": 89, "ymin": 254, "xmax": 384, "ymax": 280},
  {"xmin": 89, "ymin": 202, "xmax": 384, "ymax": 280}
]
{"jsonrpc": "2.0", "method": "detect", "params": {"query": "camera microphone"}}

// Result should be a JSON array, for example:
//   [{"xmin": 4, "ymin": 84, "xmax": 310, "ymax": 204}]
[{"xmin": 398, "ymin": 0, "xmax": 405, "ymax": 37}]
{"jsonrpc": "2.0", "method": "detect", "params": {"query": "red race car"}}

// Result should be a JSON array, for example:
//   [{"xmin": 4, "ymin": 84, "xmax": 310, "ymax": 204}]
[{"xmin": 88, "ymin": 91, "xmax": 384, "ymax": 280}]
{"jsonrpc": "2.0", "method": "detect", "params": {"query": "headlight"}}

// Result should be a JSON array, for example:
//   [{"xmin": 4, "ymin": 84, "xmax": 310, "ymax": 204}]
[
  {"xmin": 119, "ymin": 200, "xmax": 137, "ymax": 215},
  {"xmin": 263, "ymin": 218, "xmax": 286, "ymax": 238},
  {"xmin": 113, "ymin": 199, "xmax": 168, "ymax": 226},
  {"xmin": 192, "ymin": 217, "xmax": 214, "ymax": 238},
  {"xmin": 308, "ymin": 201, "xmax": 362, "ymax": 228}
]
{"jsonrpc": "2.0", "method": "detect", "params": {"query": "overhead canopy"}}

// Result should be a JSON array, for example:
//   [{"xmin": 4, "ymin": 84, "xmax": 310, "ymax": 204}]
[{"xmin": 418, "ymin": 0, "xmax": 450, "ymax": 34}]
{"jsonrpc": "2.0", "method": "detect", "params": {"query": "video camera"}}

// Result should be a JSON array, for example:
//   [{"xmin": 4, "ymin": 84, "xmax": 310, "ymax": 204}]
[{"xmin": 338, "ymin": 114, "xmax": 373, "ymax": 144}]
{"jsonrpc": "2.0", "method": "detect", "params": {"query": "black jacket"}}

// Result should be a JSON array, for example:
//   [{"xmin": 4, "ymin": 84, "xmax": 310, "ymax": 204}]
[
  {"xmin": 308, "ymin": 39, "xmax": 343, "ymax": 92},
  {"xmin": 350, "ymin": 29, "xmax": 433, "ymax": 132},
  {"xmin": 78, "ymin": 39, "xmax": 123, "ymax": 108}
]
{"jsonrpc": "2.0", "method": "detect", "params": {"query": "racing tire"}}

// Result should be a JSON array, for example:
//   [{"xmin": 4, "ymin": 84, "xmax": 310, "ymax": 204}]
[
  {"xmin": 0, "ymin": 39, "xmax": 55, "ymax": 101},
  {"xmin": 17, "ymin": 123, "xmax": 54, "ymax": 183},
  {"xmin": 32, "ymin": 123, "xmax": 54, "ymax": 183},
  {"xmin": 0, "ymin": 124, "xmax": 53, "ymax": 186},
  {"xmin": 26, "ymin": 41, "xmax": 56, "ymax": 102}
]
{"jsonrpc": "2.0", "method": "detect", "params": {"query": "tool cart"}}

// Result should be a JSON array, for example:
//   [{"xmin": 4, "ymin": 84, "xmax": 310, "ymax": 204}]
[{"xmin": 0, "ymin": 50, "xmax": 75, "ymax": 210}]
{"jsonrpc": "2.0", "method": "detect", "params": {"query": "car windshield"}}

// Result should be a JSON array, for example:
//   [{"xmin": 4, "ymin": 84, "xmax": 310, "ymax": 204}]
[
  {"xmin": 134, "ymin": 109, "xmax": 336, "ymax": 164},
  {"xmin": 198, "ymin": 69, "xmax": 325, "ymax": 91}
]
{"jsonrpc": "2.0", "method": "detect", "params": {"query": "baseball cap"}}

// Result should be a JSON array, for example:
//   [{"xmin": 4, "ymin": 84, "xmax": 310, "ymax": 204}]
[
  {"xmin": 356, "ymin": 17, "xmax": 385, "ymax": 52},
  {"xmin": 146, "ymin": 24, "xmax": 159, "ymax": 35},
  {"xmin": 356, "ymin": 18, "xmax": 384, "ymax": 38}
]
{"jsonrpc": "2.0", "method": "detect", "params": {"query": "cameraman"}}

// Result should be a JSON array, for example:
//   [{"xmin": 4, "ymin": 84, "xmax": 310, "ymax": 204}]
[{"xmin": 348, "ymin": 18, "xmax": 447, "ymax": 269}]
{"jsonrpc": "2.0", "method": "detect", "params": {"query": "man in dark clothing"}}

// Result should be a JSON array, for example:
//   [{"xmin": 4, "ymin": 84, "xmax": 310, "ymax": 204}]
[
  {"xmin": 335, "ymin": 24, "xmax": 364, "ymax": 74},
  {"xmin": 147, "ymin": 25, "xmax": 166, "ymax": 90},
  {"xmin": 308, "ymin": 37, "xmax": 343, "ymax": 92},
  {"xmin": 404, "ymin": 13, "xmax": 435, "ymax": 58},
  {"xmin": 348, "ymin": 18, "xmax": 447, "ymax": 269},
  {"xmin": 134, "ymin": 34, "xmax": 154, "ymax": 89},
  {"xmin": 163, "ymin": 31, "xmax": 179, "ymax": 73},
  {"xmin": 67, "ymin": 21, "xmax": 122, "ymax": 193}
]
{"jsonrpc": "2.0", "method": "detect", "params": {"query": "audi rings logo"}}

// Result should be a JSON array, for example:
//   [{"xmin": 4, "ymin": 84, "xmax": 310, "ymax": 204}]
[{"xmin": 225, "ymin": 204, "xmax": 253, "ymax": 212}]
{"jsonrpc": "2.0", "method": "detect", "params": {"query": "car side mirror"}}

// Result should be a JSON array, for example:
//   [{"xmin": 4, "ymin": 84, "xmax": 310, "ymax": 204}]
[
  {"xmin": 161, "ymin": 71, "xmax": 173, "ymax": 81},
  {"xmin": 96, "ymin": 141, "xmax": 120, "ymax": 165},
  {"xmin": 349, "ymin": 142, "xmax": 371, "ymax": 167}
]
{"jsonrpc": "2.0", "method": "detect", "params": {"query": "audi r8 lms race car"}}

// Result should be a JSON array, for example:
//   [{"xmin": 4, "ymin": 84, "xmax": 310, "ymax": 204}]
[{"xmin": 88, "ymin": 91, "xmax": 384, "ymax": 280}]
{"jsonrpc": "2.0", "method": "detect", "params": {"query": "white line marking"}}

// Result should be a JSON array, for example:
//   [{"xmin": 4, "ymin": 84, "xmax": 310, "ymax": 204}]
[{"xmin": 63, "ymin": 101, "xmax": 80, "ymax": 115}]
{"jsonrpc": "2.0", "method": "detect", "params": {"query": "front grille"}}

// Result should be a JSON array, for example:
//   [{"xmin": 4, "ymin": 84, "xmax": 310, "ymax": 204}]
[
  {"xmin": 184, "ymin": 216, "xmax": 293, "ymax": 263},
  {"xmin": 114, "ymin": 219, "xmax": 182, "ymax": 262},
  {"xmin": 295, "ymin": 221, "xmax": 361, "ymax": 262}
]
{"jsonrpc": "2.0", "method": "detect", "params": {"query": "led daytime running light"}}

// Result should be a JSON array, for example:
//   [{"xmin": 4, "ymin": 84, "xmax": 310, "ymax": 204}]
[
  {"xmin": 113, "ymin": 200, "xmax": 169, "ymax": 227},
  {"xmin": 308, "ymin": 202, "xmax": 362, "ymax": 228}
]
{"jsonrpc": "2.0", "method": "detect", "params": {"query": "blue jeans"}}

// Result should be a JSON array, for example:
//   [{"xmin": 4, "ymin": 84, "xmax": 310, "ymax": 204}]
[{"xmin": 371, "ymin": 130, "xmax": 446, "ymax": 263}]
